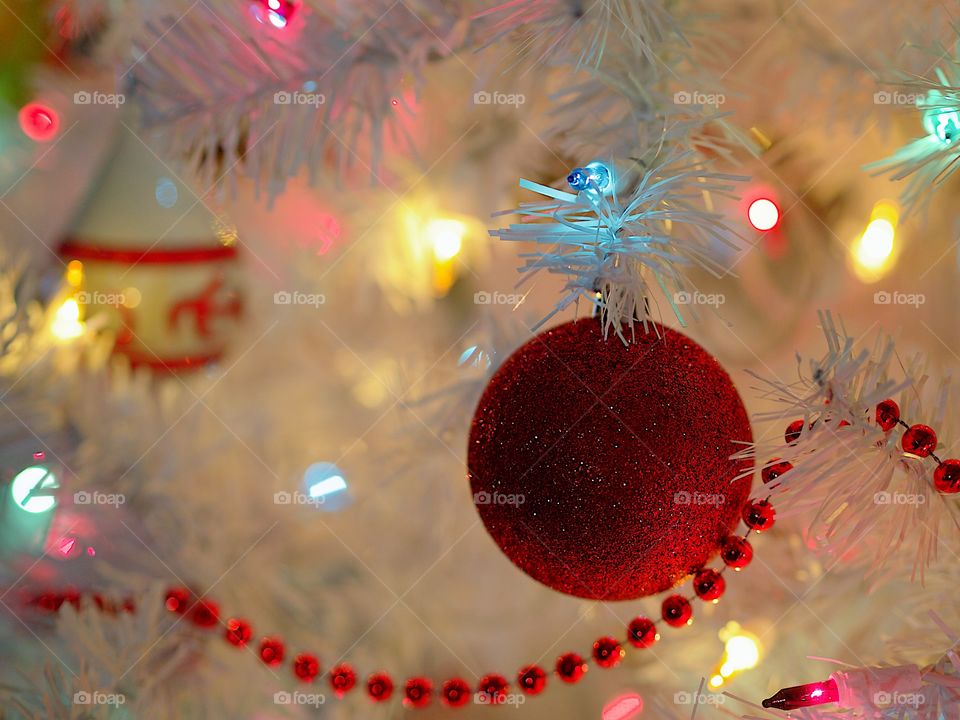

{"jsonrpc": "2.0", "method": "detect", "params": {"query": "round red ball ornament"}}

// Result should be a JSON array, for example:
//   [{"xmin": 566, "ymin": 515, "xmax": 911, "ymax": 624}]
[{"xmin": 467, "ymin": 319, "xmax": 753, "ymax": 600}]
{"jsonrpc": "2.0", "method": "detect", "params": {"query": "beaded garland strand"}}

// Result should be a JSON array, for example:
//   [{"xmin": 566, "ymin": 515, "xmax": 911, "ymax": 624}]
[{"xmin": 19, "ymin": 499, "xmax": 776, "ymax": 709}]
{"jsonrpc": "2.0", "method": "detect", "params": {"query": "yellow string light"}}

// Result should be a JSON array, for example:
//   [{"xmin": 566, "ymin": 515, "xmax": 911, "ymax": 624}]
[
  {"xmin": 709, "ymin": 622, "xmax": 762, "ymax": 688},
  {"xmin": 50, "ymin": 297, "xmax": 85, "ymax": 341},
  {"xmin": 851, "ymin": 200, "xmax": 899, "ymax": 282}
]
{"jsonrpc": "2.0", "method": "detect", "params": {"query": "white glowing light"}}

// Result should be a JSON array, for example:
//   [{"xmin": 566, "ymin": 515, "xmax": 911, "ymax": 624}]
[
  {"xmin": 748, "ymin": 198, "xmax": 780, "ymax": 231},
  {"xmin": 724, "ymin": 635, "xmax": 760, "ymax": 671},
  {"xmin": 308, "ymin": 474, "xmax": 347, "ymax": 499},
  {"xmin": 11, "ymin": 466, "xmax": 59, "ymax": 513},
  {"xmin": 425, "ymin": 218, "xmax": 466, "ymax": 261},
  {"xmin": 855, "ymin": 219, "xmax": 895, "ymax": 269},
  {"xmin": 51, "ymin": 298, "xmax": 84, "ymax": 340}
]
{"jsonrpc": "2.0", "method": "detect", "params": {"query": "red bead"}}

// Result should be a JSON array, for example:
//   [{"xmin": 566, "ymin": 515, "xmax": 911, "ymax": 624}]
[
  {"xmin": 556, "ymin": 652, "xmax": 587, "ymax": 683},
  {"xmin": 477, "ymin": 674, "xmax": 509, "ymax": 704},
  {"xmin": 63, "ymin": 589, "xmax": 81, "ymax": 611},
  {"xmin": 785, "ymin": 419, "xmax": 804, "ymax": 445},
  {"xmin": 440, "ymin": 677, "xmax": 471, "ymax": 707},
  {"xmin": 761, "ymin": 458, "xmax": 792, "ymax": 486},
  {"xmin": 293, "ymin": 653, "xmax": 320, "ymax": 682},
  {"xmin": 592, "ymin": 636, "xmax": 624, "ymax": 668},
  {"xmin": 33, "ymin": 592, "xmax": 64, "ymax": 612},
  {"xmin": 517, "ymin": 665, "xmax": 547, "ymax": 695},
  {"xmin": 164, "ymin": 587, "xmax": 190, "ymax": 614},
  {"xmin": 330, "ymin": 663, "xmax": 357, "ymax": 696},
  {"xmin": 403, "ymin": 677, "xmax": 433, "ymax": 708},
  {"xmin": 189, "ymin": 599, "xmax": 219, "ymax": 628},
  {"xmin": 259, "ymin": 637, "xmax": 285, "ymax": 666},
  {"xmin": 720, "ymin": 535, "xmax": 753, "ymax": 569},
  {"xmin": 876, "ymin": 399, "xmax": 900, "ymax": 431},
  {"xmin": 742, "ymin": 498, "xmax": 776, "ymax": 531},
  {"xmin": 627, "ymin": 617, "xmax": 659, "ymax": 648},
  {"xmin": 934, "ymin": 460, "xmax": 960, "ymax": 494},
  {"xmin": 693, "ymin": 568, "xmax": 726, "ymax": 601},
  {"xmin": 224, "ymin": 618, "xmax": 252, "ymax": 646},
  {"xmin": 902, "ymin": 424, "xmax": 937, "ymax": 458},
  {"xmin": 367, "ymin": 672, "xmax": 394, "ymax": 702},
  {"xmin": 661, "ymin": 595, "xmax": 693, "ymax": 627}
]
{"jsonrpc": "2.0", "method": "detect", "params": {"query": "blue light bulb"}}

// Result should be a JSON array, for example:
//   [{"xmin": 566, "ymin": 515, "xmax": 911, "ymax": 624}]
[{"xmin": 566, "ymin": 161, "xmax": 612, "ymax": 194}]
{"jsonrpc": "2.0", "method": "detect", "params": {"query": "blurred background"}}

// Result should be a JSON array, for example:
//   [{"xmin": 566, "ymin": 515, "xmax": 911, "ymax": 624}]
[{"xmin": 1, "ymin": 0, "xmax": 959, "ymax": 718}]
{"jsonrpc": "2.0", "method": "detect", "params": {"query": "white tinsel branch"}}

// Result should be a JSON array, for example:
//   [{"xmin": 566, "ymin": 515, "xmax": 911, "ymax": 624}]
[
  {"xmin": 490, "ymin": 150, "xmax": 744, "ymax": 341},
  {"xmin": 734, "ymin": 311, "xmax": 960, "ymax": 583}
]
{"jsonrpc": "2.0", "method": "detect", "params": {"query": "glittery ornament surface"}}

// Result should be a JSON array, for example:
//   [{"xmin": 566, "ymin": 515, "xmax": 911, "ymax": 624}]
[{"xmin": 467, "ymin": 318, "xmax": 753, "ymax": 600}]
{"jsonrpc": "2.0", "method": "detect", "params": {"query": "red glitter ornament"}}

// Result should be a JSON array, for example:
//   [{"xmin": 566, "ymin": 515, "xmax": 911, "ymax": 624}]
[
  {"xmin": 164, "ymin": 587, "xmax": 190, "ymax": 614},
  {"xmin": 935, "ymin": 460, "xmax": 960, "ymax": 494},
  {"xmin": 743, "ymin": 498, "xmax": 776, "ymax": 531},
  {"xmin": 440, "ymin": 678, "xmax": 471, "ymax": 707},
  {"xmin": 556, "ymin": 652, "xmax": 587, "ymax": 683},
  {"xmin": 367, "ymin": 672, "xmax": 394, "ymax": 702},
  {"xmin": 259, "ymin": 637, "xmax": 285, "ymax": 666},
  {"xmin": 902, "ymin": 424, "xmax": 937, "ymax": 457},
  {"xmin": 404, "ymin": 677, "xmax": 433, "ymax": 708},
  {"xmin": 592, "ymin": 636, "xmax": 624, "ymax": 668},
  {"xmin": 330, "ymin": 663, "xmax": 357, "ymax": 695},
  {"xmin": 662, "ymin": 595, "xmax": 693, "ymax": 627},
  {"xmin": 720, "ymin": 536, "xmax": 753, "ymax": 569},
  {"xmin": 225, "ymin": 618, "xmax": 252, "ymax": 646},
  {"xmin": 467, "ymin": 319, "xmax": 753, "ymax": 600},
  {"xmin": 517, "ymin": 665, "xmax": 547, "ymax": 695},
  {"xmin": 478, "ymin": 674, "xmax": 509, "ymax": 704},
  {"xmin": 876, "ymin": 399, "xmax": 900, "ymax": 431},
  {"xmin": 627, "ymin": 617, "xmax": 659, "ymax": 648},
  {"xmin": 693, "ymin": 568, "xmax": 725, "ymax": 601},
  {"xmin": 294, "ymin": 653, "xmax": 320, "ymax": 682},
  {"xmin": 189, "ymin": 599, "xmax": 219, "ymax": 628}
]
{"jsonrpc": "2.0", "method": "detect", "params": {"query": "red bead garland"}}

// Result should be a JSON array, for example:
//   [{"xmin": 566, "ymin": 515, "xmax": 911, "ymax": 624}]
[
  {"xmin": 720, "ymin": 535, "xmax": 753, "ymax": 569},
  {"xmin": 330, "ymin": 663, "xmax": 357, "ymax": 696},
  {"xmin": 661, "ymin": 595, "xmax": 693, "ymax": 627},
  {"xmin": 225, "ymin": 618, "xmax": 252, "ymax": 646},
  {"xmin": 293, "ymin": 653, "xmax": 320, "ymax": 682},
  {"xmin": 478, "ymin": 674, "xmax": 509, "ymax": 704},
  {"xmin": 934, "ymin": 460, "xmax": 960, "ymax": 494},
  {"xmin": 367, "ymin": 672, "xmax": 394, "ymax": 702},
  {"xmin": 592, "ymin": 636, "xmax": 624, "ymax": 668},
  {"xmin": 761, "ymin": 458, "xmax": 793, "ymax": 487},
  {"xmin": 785, "ymin": 419, "xmax": 804, "ymax": 444},
  {"xmin": 627, "ymin": 617, "xmax": 659, "ymax": 648},
  {"xmin": 404, "ymin": 677, "xmax": 433, "ymax": 708},
  {"xmin": 876, "ymin": 399, "xmax": 900, "ymax": 431},
  {"xmin": 556, "ymin": 652, "xmax": 587, "ymax": 683},
  {"xmin": 517, "ymin": 665, "xmax": 547, "ymax": 695},
  {"xmin": 22, "ymin": 492, "xmax": 773, "ymax": 709},
  {"xmin": 693, "ymin": 568, "xmax": 725, "ymax": 601},
  {"xmin": 743, "ymin": 498, "xmax": 776, "ymax": 531},
  {"xmin": 259, "ymin": 637, "xmax": 285, "ymax": 666},
  {"xmin": 902, "ymin": 424, "xmax": 937, "ymax": 457},
  {"xmin": 440, "ymin": 677, "xmax": 471, "ymax": 707}
]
